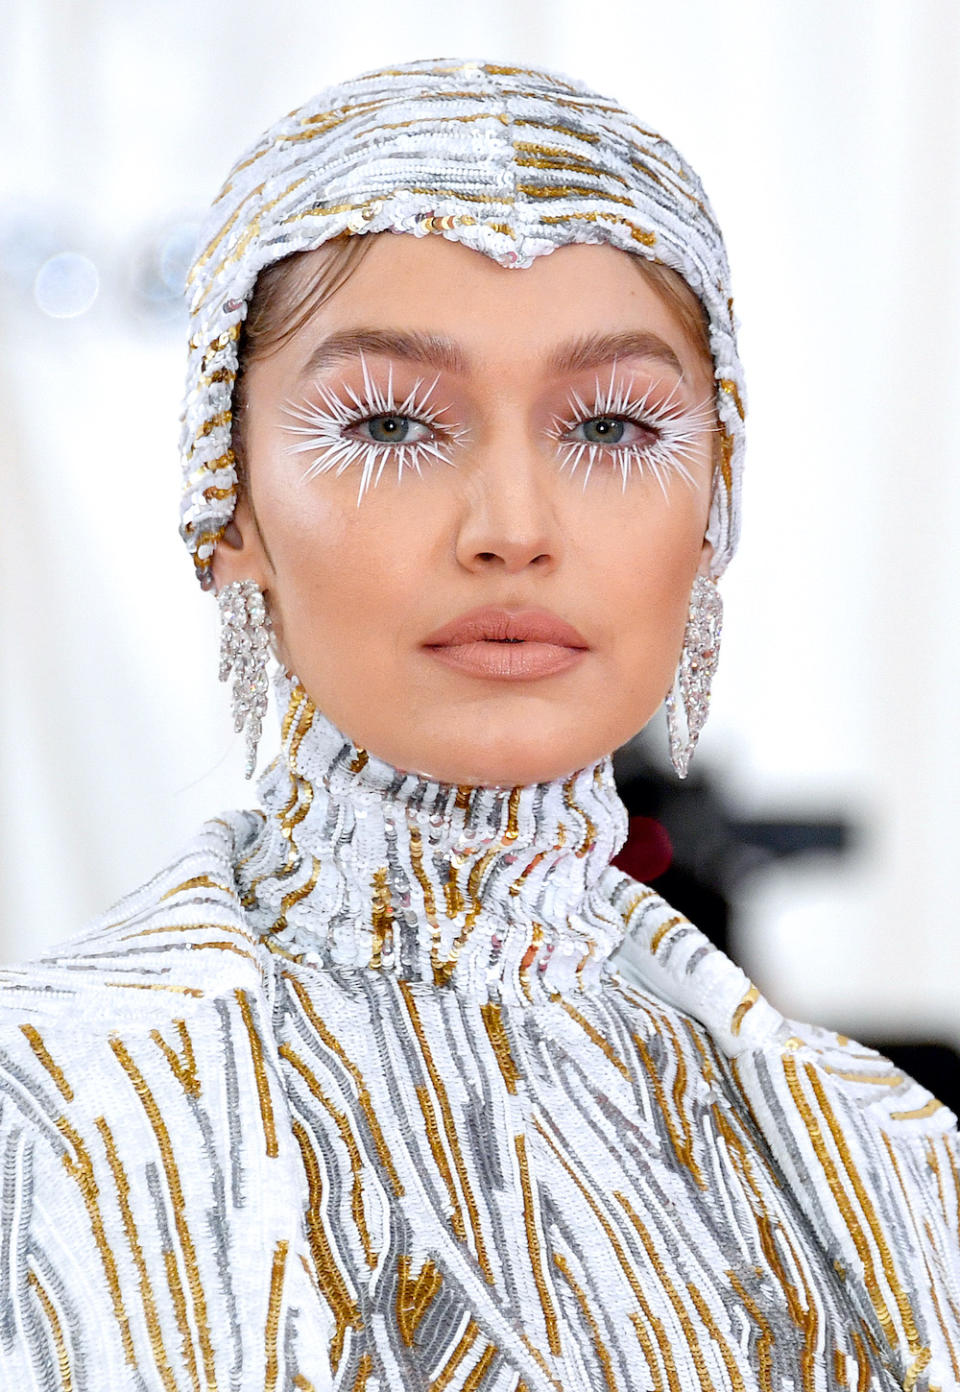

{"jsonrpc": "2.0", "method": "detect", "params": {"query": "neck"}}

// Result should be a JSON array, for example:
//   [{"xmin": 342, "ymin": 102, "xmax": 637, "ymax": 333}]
[{"xmin": 237, "ymin": 672, "xmax": 630, "ymax": 1002}]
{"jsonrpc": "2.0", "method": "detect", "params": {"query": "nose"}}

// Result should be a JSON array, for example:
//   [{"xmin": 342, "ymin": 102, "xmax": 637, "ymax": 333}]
[{"xmin": 454, "ymin": 429, "xmax": 559, "ymax": 575}]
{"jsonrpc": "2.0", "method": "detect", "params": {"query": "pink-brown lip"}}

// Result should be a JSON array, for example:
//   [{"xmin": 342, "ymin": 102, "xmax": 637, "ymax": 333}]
[{"xmin": 422, "ymin": 606, "xmax": 590, "ymax": 650}]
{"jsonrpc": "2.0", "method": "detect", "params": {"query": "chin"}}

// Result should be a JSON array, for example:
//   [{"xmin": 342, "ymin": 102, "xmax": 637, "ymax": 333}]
[{"xmin": 406, "ymin": 725, "xmax": 611, "ymax": 789}]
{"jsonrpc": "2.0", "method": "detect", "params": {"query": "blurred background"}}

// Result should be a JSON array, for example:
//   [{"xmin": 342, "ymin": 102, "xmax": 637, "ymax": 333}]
[{"xmin": 2, "ymin": 2, "xmax": 958, "ymax": 1073}]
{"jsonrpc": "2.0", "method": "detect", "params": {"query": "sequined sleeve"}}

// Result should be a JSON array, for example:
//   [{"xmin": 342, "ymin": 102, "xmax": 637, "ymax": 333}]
[{"xmin": 0, "ymin": 916, "xmax": 336, "ymax": 1390}]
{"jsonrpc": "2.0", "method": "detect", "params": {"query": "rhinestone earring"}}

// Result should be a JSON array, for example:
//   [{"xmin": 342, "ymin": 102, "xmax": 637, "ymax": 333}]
[
  {"xmin": 218, "ymin": 579, "xmax": 272, "ymax": 779},
  {"xmin": 665, "ymin": 575, "xmax": 723, "ymax": 779}
]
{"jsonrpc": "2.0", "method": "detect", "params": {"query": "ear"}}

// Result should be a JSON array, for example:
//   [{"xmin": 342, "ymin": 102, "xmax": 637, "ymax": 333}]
[
  {"xmin": 696, "ymin": 534, "xmax": 715, "ymax": 579},
  {"xmin": 211, "ymin": 492, "xmax": 272, "ymax": 595}
]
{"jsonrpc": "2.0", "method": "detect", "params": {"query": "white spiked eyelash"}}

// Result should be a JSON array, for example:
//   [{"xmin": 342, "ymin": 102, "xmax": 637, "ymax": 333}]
[
  {"xmin": 280, "ymin": 352, "xmax": 468, "ymax": 503},
  {"xmin": 548, "ymin": 365, "xmax": 717, "ymax": 496}
]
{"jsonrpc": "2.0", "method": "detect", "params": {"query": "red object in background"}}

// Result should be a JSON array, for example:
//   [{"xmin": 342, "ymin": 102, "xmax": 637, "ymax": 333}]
[{"xmin": 611, "ymin": 816, "xmax": 674, "ymax": 883}]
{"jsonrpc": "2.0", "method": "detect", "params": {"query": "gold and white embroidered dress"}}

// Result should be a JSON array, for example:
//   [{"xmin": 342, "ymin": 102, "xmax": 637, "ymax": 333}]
[{"xmin": 0, "ymin": 675, "xmax": 957, "ymax": 1390}]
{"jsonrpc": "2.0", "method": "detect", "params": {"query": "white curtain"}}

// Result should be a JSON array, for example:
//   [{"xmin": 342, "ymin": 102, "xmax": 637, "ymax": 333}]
[{"xmin": 3, "ymin": 0, "xmax": 958, "ymax": 1044}]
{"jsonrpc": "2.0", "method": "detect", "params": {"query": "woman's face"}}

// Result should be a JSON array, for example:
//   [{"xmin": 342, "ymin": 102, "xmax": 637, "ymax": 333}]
[{"xmin": 213, "ymin": 234, "xmax": 716, "ymax": 786}]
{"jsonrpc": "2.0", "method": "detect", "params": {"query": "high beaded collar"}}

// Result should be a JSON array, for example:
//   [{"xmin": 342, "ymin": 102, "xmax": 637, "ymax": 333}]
[{"xmin": 236, "ymin": 672, "xmax": 631, "ymax": 1001}]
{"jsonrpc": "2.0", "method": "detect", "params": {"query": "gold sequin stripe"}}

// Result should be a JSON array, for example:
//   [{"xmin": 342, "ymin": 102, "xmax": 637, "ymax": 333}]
[
  {"xmin": 160, "ymin": 873, "xmax": 236, "ymax": 902},
  {"xmin": 278, "ymin": 1043, "xmax": 378, "ymax": 1268},
  {"xmin": 151, "ymin": 1019, "xmax": 201, "ymax": 1099},
  {"xmin": 943, "ymin": 1138, "xmax": 960, "ymax": 1240},
  {"xmin": 461, "ymin": 1341, "xmax": 498, "ymax": 1392},
  {"xmin": 726, "ymin": 1272, "xmax": 774, "ymax": 1392},
  {"xmin": 552, "ymin": 1251, "xmax": 617, "ymax": 1392},
  {"xmin": 187, "ymin": 321, "xmax": 241, "ymax": 362},
  {"xmin": 271, "ymin": 858, "xmax": 322, "ymax": 934},
  {"xmin": 396, "ymin": 1254, "xmax": 443, "ymax": 1346},
  {"xmin": 803, "ymin": 1061, "xmax": 926, "ymax": 1359},
  {"xmin": 626, "ymin": 156, "xmax": 711, "ymax": 221},
  {"xmin": 264, "ymin": 1239, "xmax": 289, "ymax": 1392},
  {"xmin": 186, "ymin": 410, "xmax": 232, "ymax": 460},
  {"xmin": 369, "ymin": 868, "xmax": 394, "ymax": 969},
  {"xmin": 413, "ymin": 1069, "xmax": 470, "ymax": 1242},
  {"xmin": 615, "ymin": 1191, "xmax": 716, "ymax": 1392},
  {"xmin": 120, "ymin": 920, "xmax": 262, "ymax": 951},
  {"xmin": 757, "ymin": 1214, "xmax": 818, "ymax": 1392},
  {"xmin": 560, "ymin": 777, "xmax": 596, "ymax": 855},
  {"xmin": 284, "ymin": 972, "xmax": 404, "ymax": 1197},
  {"xmin": 96, "ymin": 1116, "xmax": 178, "ymax": 1392},
  {"xmin": 718, "ymin": 379, "xmax": 745, "ymax": 422},
  {"xmin": 880, "ymin": 1132, "xmax": 960, "ymax": 1381},
  {"xmin": 479, "ymin": 1002, "xmax": 521, "ymax": 1096},
  {"xmin": 190, "ymin": 174, "xmax": 311, "ymax": 305},
  {"xmin": 781, "ymin": 1055, "xmax": 898, "ymax": 1349},
  {"xmin": 399, "ymin": 981, "xmax": 493, "ymax": 1281},
  {"xmin": 832, "ymin": 1347, "xmax": 848, "ymax": 1387},
  {"xmin": 630, "ymin": 1026, "xmax": 705, "ymax": 1190},
  {"xmin": 512, "ymin": 141, "xmax": 627, "ymax": 177},
  {"xmin": 649, "ymin": 916, "xmax": 686, "ymax": 955},
  {"xmin": 290, "ymin": 1119, "xmax": 361, "ymax": 1371},
  {"xmin": 350, "ymin": 1353, "xmax": 373, "ymax": 1391},
  {"xmin": 537, "ymin": 211, "xmax": 656, "ymax": 248},
  {"xmin": 514, "ymin": 154, "xmax": 630, "ymax": 187},
  {"xmin": 924, "ymin": 1137, "xmax": 947, "ymax": 1218},
  {"xmin": 558, "ymin": 1000, "xmax": 631, "ymax": 1081},
  {"xmin": 20, "ymin": 1025, "xmax": 73, "ymax": 1102},
  {"xmin": 428, "ymin": 1316, "xmax": 481, "ymax": 1392},
  {"xmin": 54, "ymin": 1113, "xmax": 138, "ymax": 1369},
  {"xmin": 235, "ymin": 989, "xmax": 278, "ymax": 1159},
  {"xmin": 514, "ymin": 1134, "xmax": 561, "ymax": 1356},
  {"xmin": 849, "ymin": 1329, "xmax": 871, "ymax": 1392},
  {"xmin": 242, "ymin": 694, "xmax": 316, "ymax": 908},
  {"xmin": 185, "ymin": 449, "xmax": 236, "ymax": 485},
  {"xmin": 512, "ymin": 117, "xmax": 601, "ymax": 146},
  {"xmin": 684, "ymin": 1283, "xmax": 745, "ymax": 1392},
  {"xmin": 730, "ymin": 985, "xmax": 760, "ymax": 1037},
  {"xmin": 26, "ymin": 1267, "xmax": 74, "ymax": 1392},
  {"xmin": 108, "ymin": 1037, "xmax": 218, "ymax": 1389},
  {"xmin": 532, "ymin": 1118, "xmax": 679, "ymax": 1392}
]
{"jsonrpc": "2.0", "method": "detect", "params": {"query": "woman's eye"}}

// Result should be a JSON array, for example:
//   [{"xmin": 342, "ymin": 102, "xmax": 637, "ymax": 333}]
[
  {"xmin": 354, "ymin": 414, "xmax": 433, "ymax": 445},
  {"xmin": 570, "ymin": 416, "xmax": 658, "ymax": 447}
]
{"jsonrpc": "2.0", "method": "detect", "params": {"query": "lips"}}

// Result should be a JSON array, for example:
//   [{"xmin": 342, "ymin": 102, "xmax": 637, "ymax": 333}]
[
  {"xmin": 422, "ymin": 607, "xmax": 589, "ymax": 650},
  {"xmin": 421, "ymin": 606, "xmax": 589, "ymax": 681}
]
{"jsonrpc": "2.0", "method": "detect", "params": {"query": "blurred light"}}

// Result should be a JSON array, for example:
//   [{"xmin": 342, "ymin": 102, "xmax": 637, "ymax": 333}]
[
  {"xmin": 128, "ymin": 220, "xmax": 198, "ymax": 323},
  {"xmin": 159, "ymin": 221, "xmax": 199, "ymax": 295},
  {"xmin": 33, "ymin": 252, "xmax": 100, "ymax": 318}
]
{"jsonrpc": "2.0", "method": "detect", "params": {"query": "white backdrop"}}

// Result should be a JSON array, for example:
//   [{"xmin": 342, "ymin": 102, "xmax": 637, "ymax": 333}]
[{"xmin": 2, "ymin": 0, "xmax": 958, "ymax": 1045}]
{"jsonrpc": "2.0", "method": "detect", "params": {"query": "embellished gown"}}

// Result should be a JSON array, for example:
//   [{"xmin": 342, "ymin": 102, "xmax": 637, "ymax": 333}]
[{"xmin": 0, "ymin": 675, "xmax": 957, "ymax": 1390}]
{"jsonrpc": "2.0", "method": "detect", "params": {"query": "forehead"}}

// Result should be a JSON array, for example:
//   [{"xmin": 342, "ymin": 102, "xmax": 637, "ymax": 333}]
[{"xmin": 278, "ymin": 234, "xmax": 711, "ymax": 387}]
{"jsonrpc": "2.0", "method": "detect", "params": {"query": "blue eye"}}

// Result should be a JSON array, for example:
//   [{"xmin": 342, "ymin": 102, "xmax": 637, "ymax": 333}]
[
  {"xmin": 365, "ymin": 415, "xmax": 410, "ymax": 443},
  {"xmin": 579, "ymin": 416, "xmax": 625, "ymax": 445},
  {"xmin": 357, "ymin": 414, "xmax": 432, "ymax": 445}
]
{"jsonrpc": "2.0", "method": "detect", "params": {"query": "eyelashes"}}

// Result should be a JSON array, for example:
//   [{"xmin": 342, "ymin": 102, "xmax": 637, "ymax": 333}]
[
  {"xmin": 281, "ymin": 354, "xmax": 468, "ymax": 502},
  {"xmin": 547, "ymin": 366, "xmax": 717, "ymax": 497},
  {"xmin": 281, "ymin": 351, "xmax": 714, "ymax": 502}
]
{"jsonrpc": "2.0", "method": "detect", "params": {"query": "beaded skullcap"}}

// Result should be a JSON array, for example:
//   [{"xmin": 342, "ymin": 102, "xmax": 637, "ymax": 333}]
[{"xmin": 179, "ymin": 57, "xmax": 745, "ymax": 584}]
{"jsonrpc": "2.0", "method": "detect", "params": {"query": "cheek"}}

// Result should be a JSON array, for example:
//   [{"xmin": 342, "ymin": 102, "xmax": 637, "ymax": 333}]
[
  {"xmin": 578, "ymin": 491, "xmax": 703, "ymax": 668},
  {"xmin": 256, "ymin": 467, "xmax": 437, "ymax": 641}
]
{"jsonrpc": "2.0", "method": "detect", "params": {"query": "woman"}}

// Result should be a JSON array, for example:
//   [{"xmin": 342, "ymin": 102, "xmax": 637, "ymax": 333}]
[{"xmin": 1, "ymin": 58, "xmax": 956, "ymax": 1392}]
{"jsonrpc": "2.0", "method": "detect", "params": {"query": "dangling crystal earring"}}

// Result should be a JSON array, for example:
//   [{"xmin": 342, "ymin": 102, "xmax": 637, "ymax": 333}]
[
  {"xmin": 218, "ymin": 579, "xmax": 272, "ymax": 779},
  {"xmin": 665, "ymin": 575, "xmax": 723, "ymax": 779}
]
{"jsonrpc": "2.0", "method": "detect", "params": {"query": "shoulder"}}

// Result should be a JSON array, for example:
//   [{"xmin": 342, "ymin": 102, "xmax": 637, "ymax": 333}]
[
  {"xmin": 0, "ymin": 810, "xmax": 275, "ymax": 1043},
  {"xmin": 605, "ymin": 867, "xmax": 960, "ymax": 1385},
  {"xmin": 604, "ymin": 867, "xmax": 957, "ymax": 1132}
]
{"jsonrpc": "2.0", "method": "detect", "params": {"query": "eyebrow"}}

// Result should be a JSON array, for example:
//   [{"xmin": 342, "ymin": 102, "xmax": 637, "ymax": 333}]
[{"xmin": 296, "ymin": 327, "xmax": 685, "ymax": 381}]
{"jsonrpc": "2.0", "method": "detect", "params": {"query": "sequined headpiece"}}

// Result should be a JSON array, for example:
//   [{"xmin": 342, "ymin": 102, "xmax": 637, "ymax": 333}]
[{"xmin": 179, "ymin": 58, "xmax": 745, "ymax": 584}]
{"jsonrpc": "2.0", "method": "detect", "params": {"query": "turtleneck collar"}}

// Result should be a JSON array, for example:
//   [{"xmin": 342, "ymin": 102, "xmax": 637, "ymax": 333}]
[{"xmin": 236, "ymin": 671, "xmax": 630, "ymax": 1002}]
